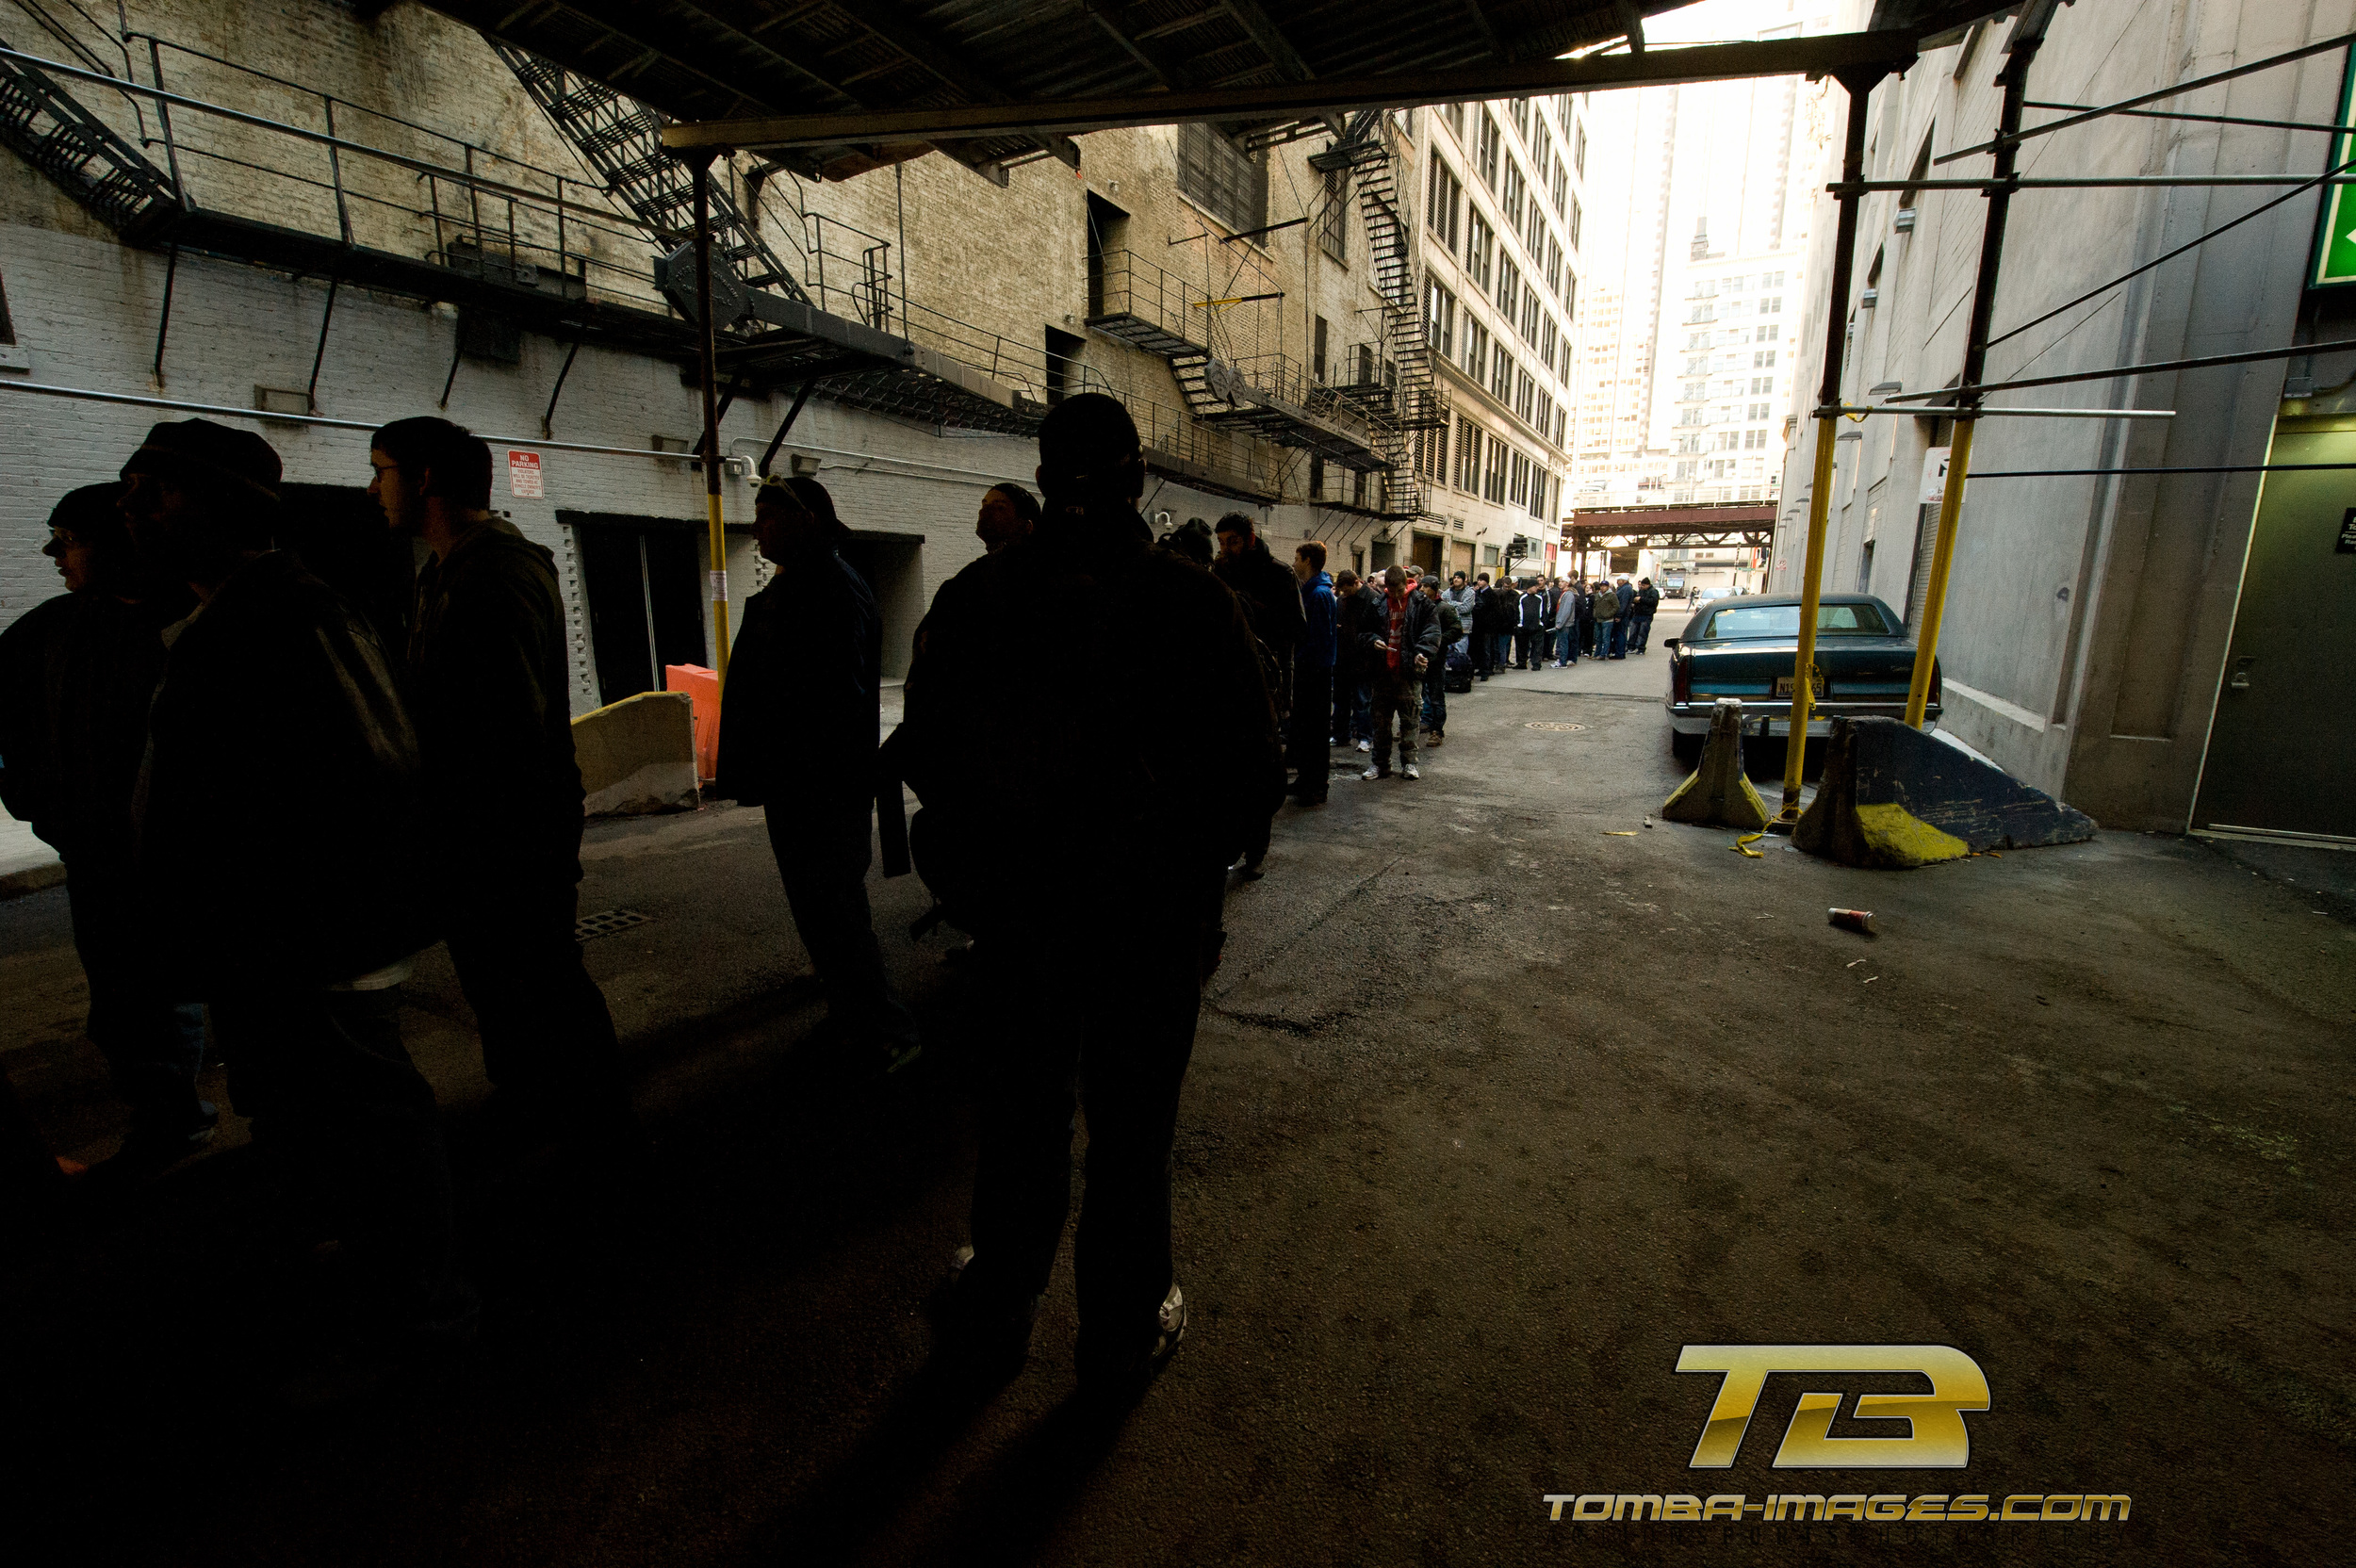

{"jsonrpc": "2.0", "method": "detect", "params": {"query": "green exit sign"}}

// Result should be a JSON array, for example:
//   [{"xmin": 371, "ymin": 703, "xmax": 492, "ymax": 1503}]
[{"xmin": 2314, "ymin": 53, "xmax": 2356, "ymax": 286}]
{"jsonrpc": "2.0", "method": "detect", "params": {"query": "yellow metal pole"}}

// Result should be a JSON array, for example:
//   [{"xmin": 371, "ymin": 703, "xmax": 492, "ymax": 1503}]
[
  {"xmin": 1772, "ymin": 65, "xmax": 1884, "ymax": 825},
  {"xmin": 689, "ymin": 153, "xmax": 733, "ymax": 685},
  {"xmin": 1903, "ymin": 416, "xmax": 1973, "ymax": 727},
  {"xmin": 1778, "ymin": 418, "xmax": 1840, "ymax": 816}
]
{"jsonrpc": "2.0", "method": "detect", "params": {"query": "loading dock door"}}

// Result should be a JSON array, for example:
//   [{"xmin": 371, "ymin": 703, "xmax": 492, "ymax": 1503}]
[
  {"xmin": 2192, "ymin": 418, "xmax": 2356, "ymax": 839},
  {"xmin": 568, "ymin": 515, "xmax": 709, "ymax": 707}
]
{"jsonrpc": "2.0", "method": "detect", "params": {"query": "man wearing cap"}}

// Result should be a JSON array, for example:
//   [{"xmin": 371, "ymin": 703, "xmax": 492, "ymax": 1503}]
[
  {"xmin": 368, "ymin": 416, "xmax": 631, "ymax": 1143},
  {"xmin": 717, "ymin": 472, "xmax": 920, "ymax": 1071},
  {"xmin": 898, "ymin": 392, "xmax": 1281, "ymax": 1393},
  {"xmin": 0, "ymin": 483, "xmax": 211, "ymax": 1184},
  {"xmin": 123, "ymin": 418, "xmax": 472, "ymax": 1370}
]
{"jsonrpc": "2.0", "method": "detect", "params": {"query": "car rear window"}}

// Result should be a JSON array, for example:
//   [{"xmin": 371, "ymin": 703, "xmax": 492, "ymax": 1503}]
[{"xmin": 1700, "ymin": 602, "xmax": 1891, "ymax": 639}]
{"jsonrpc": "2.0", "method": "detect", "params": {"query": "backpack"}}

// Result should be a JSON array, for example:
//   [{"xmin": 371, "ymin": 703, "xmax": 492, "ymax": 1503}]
[{"xmin": 1444, "ymin": 645, "xmax": 1474, "ymax": 693}]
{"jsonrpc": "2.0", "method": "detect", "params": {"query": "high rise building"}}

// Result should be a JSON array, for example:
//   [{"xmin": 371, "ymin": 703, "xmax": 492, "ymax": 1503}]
[{"xmin": 1568, "ymin": 2, "xmax": 1836, "ymax": 513}]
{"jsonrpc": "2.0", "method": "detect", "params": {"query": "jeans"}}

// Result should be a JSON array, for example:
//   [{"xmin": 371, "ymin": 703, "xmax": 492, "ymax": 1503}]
[
  {"xmin": 1370, "ymin": 669, "xmax": 1421, "ymax": 771},
  {"xmin": 1595, "ymin": 619, "xmax": 1617, "ymax": 657},
  {"xmin": 1492, "ymin": 630, "xmax": 1513, "ymax": 670},
  {"xmin": 444, "ymin": 869, "xmax": 626, "ymax": 1117},
  {"xmin": 1610, "ymin": 618, "xmax": 1628, "ymax": 657},
  {"xmin": 1628, "ymin": 613, "xmax": 1655, "ymax": 653},
  {"xmin": 765, "ymin": 796, "xmax": 919, "ymax": 1046},
  {"xmin": 65, "ymin": 856, "xmax": 209, "ymax": 1133},
  {"xmin": 962, "ymin": 898, "xmax": 1210, "ymax": 1358},
  {"xmin": 1421, "ymin": 654, "xmax": 1448, "ymax": 733},
  {"xmin": 1290, "ymin": 663, "xmax": 1333, "ymax": 798},
  {"xmin": 210, "ymin": 984, "xmax": 473, "ymax": 1342}
]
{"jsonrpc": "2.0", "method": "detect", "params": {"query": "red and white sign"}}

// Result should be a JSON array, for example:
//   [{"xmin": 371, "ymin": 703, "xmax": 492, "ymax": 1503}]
[{"xmin": 507, "ymin": 449, "xmax": 544, "ymax": 498}]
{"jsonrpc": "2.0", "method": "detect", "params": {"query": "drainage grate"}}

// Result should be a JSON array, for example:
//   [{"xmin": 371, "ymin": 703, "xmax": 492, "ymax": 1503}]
[
  {"xmin": 1525, "ymin": 721, "xmax": 1587, "ymax": 732},
  {"xmin": 574, "ymin": 908, "xmax": 651, "ymax": 942}
]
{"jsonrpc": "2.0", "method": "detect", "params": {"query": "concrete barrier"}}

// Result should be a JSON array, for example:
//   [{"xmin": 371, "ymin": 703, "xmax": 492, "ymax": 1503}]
[
  {"xmin": 1796, "ymin": 716, "xmax": 2096, "ymax": 869},
  {"xmin": 664, "ymin": 662, "xmax": 721, "ymax": 781},
  {"xmin": 573, "ymin": 691, "xmax": 701, "ymax": 817},
  {"xmin": 1661, "ymin": 697, "xmax": 1770, "ymax": 831}
]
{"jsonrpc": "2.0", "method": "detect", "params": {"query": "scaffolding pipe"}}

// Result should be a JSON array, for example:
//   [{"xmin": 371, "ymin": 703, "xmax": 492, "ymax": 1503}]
[
  {"xmin": 1777, "ymin": 67, "xmax": 1881, "ymax": 824},
  {"xmin": 689, "ymin": 151, "xmax": 732, "ymax": 685},
  {"xmin": 1906, "ymin": 23, "xmax": 2051, "ymax": 729}
]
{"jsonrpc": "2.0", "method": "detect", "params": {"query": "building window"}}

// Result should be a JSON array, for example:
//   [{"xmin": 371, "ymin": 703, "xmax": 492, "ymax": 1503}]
[
  {"xmin": 1456, "ymin": 417, "xmax": 1484, "ymax": 492},
  {"xmin": 1496, "ymin": 255, "xmax": 1519, "ymax": 315},
  {"xmin": 1515, "ymin": 367, "xmax": 1536, "ymax": 424},
  {"xmin": 1490, "ymin": 344, "xmax": 1514, "ymax": 403},
  {"xmin": 1748, "ymin": 402, "xmax": 1772, "ymax": 420},
  {"xmin": 1443, "ymin": 103, "xmax": 1464, "ymax": 141},
  {"xmin": 1540, "ymin": 317, "xmax": 1558, "ymax": 375},
  {"xmin": 1758, "ymin": 322, "xmax": 1779, "ymax": 342},
  {"xmin": 1313, "ymin": 315, "xmax": 1330, "ymax": 382},
  {"xmin": 1484, "ymin": 434, "xmax": 1509, "ymax": 503},
  {"xmin": 1509, "ymin": 97, "xmax": 1530, "ymax": 144},
  {"xmin": 1320, "ymin": 166, "xmax": 1349, "ymax": 263},
  {"xmin": 1178, "ymin": 122, "xmax": 1267, "ymax": 234},
  {"xmin": 1759, "ymin": 295, "xmax": 1782, "ymax": 314},
  {"xmin": 1568, "ymin": 195, "xmax": 1582, "ymax": 251},
  {"xmin": 1521, "ymin": 288, "xmax": 1540, "ymax": 343},
  {"xmin": 1549, "ymin": 156, "xmax": 1567, "ymax": 216},
  {"xmin": 1462, "ymin": 317, "xmax": 1489, "ymax": 383},
  {"xmin": 1509, "ymin": 450, "xmax": 1530, "ymax": 508},
  {"xmin": 1754, "ymin": 350, "xmax": 1777, "ymax": 368},
  {"xmin": 1424, "ymin": 280, "xmax": 1456, "ymax": 358},
  {"xmin": 1501, "ymin": 159, "xmax": 1525, "ymax": 232},
  {"xmin": 1466, "ymin": 209, "xmax": 1496, "ymax": 292},
  {"xmin": 1477, "ymin": 111, "xmax": 1501, "ymax": 188},
  {"xmin": 1425, "ymin": 154, "xmax": 1463, "ymax": 252}
]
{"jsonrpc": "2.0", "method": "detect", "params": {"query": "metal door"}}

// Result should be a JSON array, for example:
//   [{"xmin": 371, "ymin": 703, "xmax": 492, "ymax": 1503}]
[{"xmin": 2192, "ymin": 420, "xmax": 2356, "ymax": 839}]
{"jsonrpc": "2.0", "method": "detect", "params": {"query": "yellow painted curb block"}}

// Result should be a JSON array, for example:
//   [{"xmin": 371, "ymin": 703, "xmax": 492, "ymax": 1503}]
[{"xmin": 1852, "ymin": 803, "xmax": 1970, "ymax": 868}]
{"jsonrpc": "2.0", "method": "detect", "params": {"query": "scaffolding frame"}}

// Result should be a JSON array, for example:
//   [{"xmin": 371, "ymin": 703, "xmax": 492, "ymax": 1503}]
[{"xmin": 1769, "ymin": 6, "xmax": 2355, "ymax": 823}]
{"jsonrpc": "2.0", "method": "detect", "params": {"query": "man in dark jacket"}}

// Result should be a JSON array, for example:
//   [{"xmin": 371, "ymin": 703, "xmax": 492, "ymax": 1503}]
[
  {"xmin": 1212, "ymin": 514, "xmax": 1297, "ymax": 875},
  {"xmin": 0, "ymin": 484, "xmax": 211, "ymax": 1183},
  {"xmin": 1612, "ymin": 576, "xmax": 1636, "ymax": 658},
  {"xmin": 1469, "ymin": 574, "xmax": 1497, "ymax": 678},
  {"xmin": 1332, "ymin": 567, "xmax": 1379, "ymax": 751},
  {"xmin": 1514, "ymin": 579, "xmax": 1549, "ymax": 669},
  {"xmin": 1290, "ymin": 542, "xmax": 1336, "ymax": 806},
  {"xmin": 899, "ymin": 393, "xmax": 1280, "ymax": 1392},
  {"xmin": 368, "ymin": 417, "xmax": 630, "ymax": 1136},
  {"xmin": 1212, "ymin": 513, "xmax": 1305, "ymax": 710},
  {"xmin": 1360, "ymin": 565, "xmax": 1440, "ymax": 781},
  {"xmin": 123, "ymin": 418, "xmax": 471, "ymax": 1367},
  {"xmin": 1628, "ymin": 577, "xmax": 1661, "ymax": 654},
  {"xmin": 1419, "ymin": 571, "xmax": 1462, "ymax": 745},
  {"xmin": 720, "ymin": 475, "xmax": 917, "ymax": 1069}
]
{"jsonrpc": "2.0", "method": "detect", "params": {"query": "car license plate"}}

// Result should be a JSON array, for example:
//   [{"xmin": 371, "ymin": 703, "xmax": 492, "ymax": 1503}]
[{"xmin": 1774, "ymin": 671, "xmax": 1826, "ymax": 697}]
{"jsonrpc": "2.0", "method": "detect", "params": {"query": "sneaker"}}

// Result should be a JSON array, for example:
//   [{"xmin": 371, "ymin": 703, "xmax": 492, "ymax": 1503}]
[
  {"xmin": 1077, "ymin": 1280, "xmax": 1186, "ymax": 1395},
  {"xmin": 1355, "ymin": 738, "xmax": 1372, "ymax": 753},
  {"xmin": 1360, "ymin": 764, "xmax": 1389, "ymax": 780},
  {"xmin": 1401, "ymin": 761, "xmax": 1421, "ymax": 780}
]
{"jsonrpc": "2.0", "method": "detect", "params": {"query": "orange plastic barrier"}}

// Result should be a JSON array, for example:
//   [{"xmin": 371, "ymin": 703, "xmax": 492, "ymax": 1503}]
[{"xmin": 663, "ymin": 663, "xmax": 720, "ymax": 781}]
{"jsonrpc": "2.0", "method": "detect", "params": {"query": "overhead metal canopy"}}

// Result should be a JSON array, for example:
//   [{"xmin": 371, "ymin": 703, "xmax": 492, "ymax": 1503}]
[{"xmin": 423, "ymin": 0, "xmax": 1789, "ymax": 180}]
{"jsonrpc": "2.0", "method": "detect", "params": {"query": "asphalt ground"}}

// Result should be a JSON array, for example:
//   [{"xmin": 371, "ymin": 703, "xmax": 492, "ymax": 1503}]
[{"xmin": 3, "ymin": 660, "xmax": 2351, "ymax": 1567}]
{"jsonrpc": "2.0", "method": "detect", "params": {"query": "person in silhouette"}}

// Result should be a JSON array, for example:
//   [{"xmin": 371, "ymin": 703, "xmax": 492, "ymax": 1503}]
[{"xmin": 898, "ymin": 394, "xmax": 1280, "ymax": 1391}]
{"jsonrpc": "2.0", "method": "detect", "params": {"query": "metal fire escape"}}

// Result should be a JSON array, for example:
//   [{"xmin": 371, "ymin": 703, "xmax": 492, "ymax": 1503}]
[
  {"xmin": 487, "ymin": 41, "xmax": 809, "ymax": 305},
  {"xmin": 0, "ymin": 28, "xmax": 175, "ymax": 241},
  {"xmin": 1314, "ymin": 108, "xmax": 1448, "ymax": 519}
]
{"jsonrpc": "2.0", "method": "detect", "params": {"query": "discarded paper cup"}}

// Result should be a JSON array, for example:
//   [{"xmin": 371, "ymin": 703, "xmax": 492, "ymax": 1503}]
[{"xmin": 1828, "ymin": 907, "xmax": 1875, "ymax": 936}]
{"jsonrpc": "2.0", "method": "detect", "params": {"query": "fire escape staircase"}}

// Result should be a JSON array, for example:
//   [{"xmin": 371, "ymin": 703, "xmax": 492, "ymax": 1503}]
[
  {"xmin": 0, "ymin": 29, "xmax": 177, "ymax": 243},
  {"xmin": 488, "ymin": 42, "xmax": 808, "ymax": 306},
  {"xmin": 1313, "ymin": 109, "xmax": 1448, "ymax": 520}
]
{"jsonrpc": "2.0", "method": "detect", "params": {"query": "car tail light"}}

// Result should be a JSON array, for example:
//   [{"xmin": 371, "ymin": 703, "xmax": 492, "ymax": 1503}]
[{"xmin": 1672, "ymin": 652, "xmax": 1693, "ymax": 703}]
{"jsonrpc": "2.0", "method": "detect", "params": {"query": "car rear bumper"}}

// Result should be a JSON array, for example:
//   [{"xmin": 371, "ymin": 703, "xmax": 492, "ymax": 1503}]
[{"xmin": 1666, "ymin": 699, "xmax": 1941, "ymax": 738}]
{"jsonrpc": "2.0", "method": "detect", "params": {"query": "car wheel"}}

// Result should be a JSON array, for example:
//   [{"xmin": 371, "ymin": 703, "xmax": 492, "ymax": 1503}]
[{"xmin": 1671, "ymin": 729, "xmax": 1702, "ymax": 764}]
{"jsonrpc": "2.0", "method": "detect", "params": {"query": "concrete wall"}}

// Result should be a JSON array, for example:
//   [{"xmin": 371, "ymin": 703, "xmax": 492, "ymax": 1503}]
[{"xmin": 1772, "ymin": 0, "xmax": 2355, "ymax": 829}]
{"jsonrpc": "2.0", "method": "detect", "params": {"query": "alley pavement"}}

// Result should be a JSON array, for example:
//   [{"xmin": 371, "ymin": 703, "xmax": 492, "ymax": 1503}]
[{"xmin": 3, "ymin": 664, "xmax": 2350, "ymax": 1567}]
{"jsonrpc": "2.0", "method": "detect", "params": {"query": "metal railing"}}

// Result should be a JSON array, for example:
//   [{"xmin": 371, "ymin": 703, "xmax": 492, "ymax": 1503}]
[{"xmin": 1088, "ymin": 248, "xmax": 1281, "ymax": 365}]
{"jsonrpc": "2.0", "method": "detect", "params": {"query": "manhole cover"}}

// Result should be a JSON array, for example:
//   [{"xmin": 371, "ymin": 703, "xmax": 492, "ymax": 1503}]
[
  {"xmin": 575, "ymin": 908, "xmax": 651, "ymax": 942},
  {"xmin": 1525, "ymin": 721, "xmax": 1587, "ymax": 732}
]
